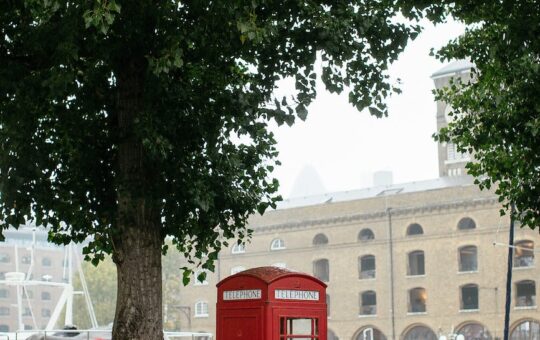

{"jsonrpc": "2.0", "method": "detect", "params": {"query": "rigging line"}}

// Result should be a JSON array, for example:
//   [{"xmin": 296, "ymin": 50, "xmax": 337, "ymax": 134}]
[{"xmin": 23, "ymin": 286, "xmax": 38, "ymax": 330}]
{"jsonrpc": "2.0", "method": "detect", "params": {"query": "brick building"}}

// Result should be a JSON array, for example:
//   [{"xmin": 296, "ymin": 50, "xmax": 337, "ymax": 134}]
[{"xmin": 173, "ymin": 62, "xmax": 540, "ymax": 340}]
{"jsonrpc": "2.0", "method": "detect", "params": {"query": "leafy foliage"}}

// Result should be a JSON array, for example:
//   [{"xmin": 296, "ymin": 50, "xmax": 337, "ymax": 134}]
[
  {"xmin": 429, "ymin": 1, "xmax": 540, "ymax": 230},
  {"xmin": 0, "ymin": 1, "xmax": 422, "ymax": 271}
]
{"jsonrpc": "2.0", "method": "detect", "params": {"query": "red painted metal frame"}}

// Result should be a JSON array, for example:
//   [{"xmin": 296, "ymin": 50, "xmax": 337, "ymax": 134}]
[{"xmin": 216, "ymin": 267, "xmax": 327, "ymax": 340}]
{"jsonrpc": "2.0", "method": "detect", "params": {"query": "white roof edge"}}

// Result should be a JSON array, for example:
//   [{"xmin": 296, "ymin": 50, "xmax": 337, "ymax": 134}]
[{"xmin": 431, "ymin": 60, "xmax": 475, "ymax": 79}]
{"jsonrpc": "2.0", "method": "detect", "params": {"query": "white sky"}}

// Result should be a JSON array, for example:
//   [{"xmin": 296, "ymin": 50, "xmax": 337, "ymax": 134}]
[{"xmin": 270, "ymin": 19, "xmax": 466, "ymax": 199}]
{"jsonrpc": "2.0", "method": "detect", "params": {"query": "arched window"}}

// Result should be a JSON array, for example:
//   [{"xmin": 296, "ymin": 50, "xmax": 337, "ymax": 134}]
[
  {"xmin": 270, "ymin": 238, "xmax": 285, "ymax": 250},
  {"xmin": 359, "ymin": 255, "xmax": 376, "ymax": 279},
  {"xmin": 457, "ymin": 322, "xmax": 492, "ymax": 340},
  {"xmin": 514, "ymin": 240, "xmax": 534, "ymax": 268},
  {"xmin": 408, "ymin": 288, "xmax": 427, "ymax": 313},
  {"xmin": 41, "ymin": 292, "xmax": 51, "ymax": 301},
  {"xmin": 408, "ymin": 250, "xmax": 425, "ymax": 276},
  {"xmin": 41, "ymin": 257, "xmax": 52, "ymax": 267},
  {"xmin": 230, "ymin": 266, "xmax": 246, "ymax": 275},
  {"xmin": 194, "ymin": 301, "xmax": 209, "ymax": 317},
  {"xmin": 458, "ymin": 217, "xmax": 476, "ymax": 230},
  {"xmin": 459, "ymin": 246, "xmax": 478, "ymax": 272},
  {"xmin": 313, "ymin": 233, "xmax": 329, "ymax": 246},
  {"xmin": 407, "ymin": 223, "xmax": 424, "ymax": 236},
  {"xmin": 231, "ymin": 243, "xmax": 245, "ymax": 254},
  {"xmin": 403, "ymin": 325, "xmax": 437, "ymax": 340},
  {"xmin": 516, "ymin": 280, "xmax": 536, "ymax": 307},
  {"xmin": 461, "ymin": 284, "xmax": 479, "ymax": 310},
  {"xmin": 358, "ymin": 229, "xmax": 374, "ymax": 242},
  {"xmin": 313, "ymin": 259, "xmax": 329, "ymax": 282},
  {"xmin": 355, "ymin": 327, "xmax": 387, "ymax": 340},
  {"xmin": 360, "ymin": 291, "xmax": 377, "ymax": 315},
  {"xmin": 511, "ymin": 320, "xmax": 540, "ymax": 340},
  {"xmin": 194, "ymin": 270, "xmax": 208, "ymax": 285}
]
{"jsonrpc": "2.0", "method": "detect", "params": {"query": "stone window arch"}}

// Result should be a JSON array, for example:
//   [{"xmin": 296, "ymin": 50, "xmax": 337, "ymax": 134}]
[
  {"xmin": 355, "ymin": 326, "xmax": 387, "ymax": 340},
  {"xmin": 458, "ymin": 217, "xmax": 476, "ymax": 230},
  {"xmin": 407, "ymin": 223, "xmax": 424, "ymax": 236},
  {"xmin": 313, "ymin": 233, "xmax": 329, "ymax": 246},
  {"xmin": 402, "ymin": 325, "xmax": 437, "ymax": 340},
  {"xmin": 511, "ymin": 319, "xmax": 540, "ymax": 340},
  {"xmin": 457, "ymin": 322, "xmax": 492, "ymax": 340},
  {"xmin": 358, "ymin": 229, "xmax": 374, "ymax": 242}
]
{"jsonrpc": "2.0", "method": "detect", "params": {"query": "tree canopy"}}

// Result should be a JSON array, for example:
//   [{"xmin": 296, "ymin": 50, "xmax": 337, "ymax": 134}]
[
  {"xmin": 430, "ymin": 1, "xmax": 540, "ymax": 230},
  {"xmin": 1, "ymin": 1, "xmax": 423, "ymax": 338}
]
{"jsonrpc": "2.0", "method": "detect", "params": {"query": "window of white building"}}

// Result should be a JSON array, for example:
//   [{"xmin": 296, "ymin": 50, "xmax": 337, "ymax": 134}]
[
  {"xmin": 270, "ymin": 238, "xmax": 285, "ymax": 250},
  {"xmin": 231, "ymin": 243, "xmax": 245, "ymax": 254},
  {"xmin": 195, "ymin": 301, "xmax": 209, "ymax": 317}
]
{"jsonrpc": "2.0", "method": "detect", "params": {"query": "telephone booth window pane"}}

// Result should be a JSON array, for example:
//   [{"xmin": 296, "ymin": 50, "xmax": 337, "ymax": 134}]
[
  {"xmin": 288, "ymin": 318, "xmax": 311, "ymax": 334},
  {"xmin": 280, "ymin": 317, "xmax": 319, "ymax": 339}
]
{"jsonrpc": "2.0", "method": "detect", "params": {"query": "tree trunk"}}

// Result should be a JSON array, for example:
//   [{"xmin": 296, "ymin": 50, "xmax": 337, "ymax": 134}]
[{"xmin": 112, "ymin": 57, "xmax": 164, "ymax": 340}]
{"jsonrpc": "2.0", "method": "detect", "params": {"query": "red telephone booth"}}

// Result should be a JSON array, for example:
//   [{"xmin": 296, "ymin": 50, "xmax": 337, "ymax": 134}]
[{"xmin": 216, "ymin": 266, "xmax": 327, "ymax": 340}]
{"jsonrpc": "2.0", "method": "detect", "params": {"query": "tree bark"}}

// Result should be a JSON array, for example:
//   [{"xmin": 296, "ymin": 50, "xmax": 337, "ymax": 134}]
[{"xmin": 112, "ymin": 57, "xmax": 164, "ymax": 340}]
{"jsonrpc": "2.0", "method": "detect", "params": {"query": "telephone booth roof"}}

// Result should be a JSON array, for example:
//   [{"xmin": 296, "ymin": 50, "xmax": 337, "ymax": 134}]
[{"xmin": 217, "ymin": 266, "xmax": 327, "ymax": 288}]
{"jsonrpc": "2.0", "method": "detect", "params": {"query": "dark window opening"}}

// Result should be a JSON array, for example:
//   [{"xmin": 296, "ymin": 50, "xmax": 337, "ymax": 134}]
[
  {"xmin": 360, "ymin": 291, "xmax": 377, "ymax": 315},
  {"xmin": 459, "ymin": 246, "xmax": 478, "ymax": 272},
  {"xmin": 514, "ymin": 240, "xmax": 534, "ymax": 268},
  {"xmin": 407, "ymin": 223, "xmax": 424, "ymax": 236},
  {"xmin": 409, "ymin": 288, "xmax": 427, "ymax": 313},
  {"xmin": 359, "ymin": 255, "xmax": 376, "ymax": 279},
  {"xmin": 516, "ymin": 280, "xmax": 536, "ymax": 307},
  {"xmin": 458, "ymin": 217, "xmax": 476, "ymax": 230},
  {"xmin": 461, "ymin": 284, "xmax": 479, "ymax": 310},
  {"xmin": 408, "ymin": 251, "xmax": 425, "ymax": 276},
  {"xmin": 313, "ymin": 259, "xmax": 329, "ymax": 282},
  {"xmin": 358, "ymin": 229, "xmax": 374, "ymax": 242}
]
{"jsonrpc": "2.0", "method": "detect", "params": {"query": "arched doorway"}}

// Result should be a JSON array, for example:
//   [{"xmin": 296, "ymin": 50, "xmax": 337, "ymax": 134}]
[
  {"xmin": 355, "ymin": 326, "xmax": 387, "ymax": 340},
  {"xmin": 457, "ymin": 322, "xmax": 492, "ymax": 340},
  {"xmin": 510, "ymin": 319, "xmax": 540, "ymax": 340},
  {"xmin": 402, "ymin": 325, "xmax": 437, "ymax": 340}
]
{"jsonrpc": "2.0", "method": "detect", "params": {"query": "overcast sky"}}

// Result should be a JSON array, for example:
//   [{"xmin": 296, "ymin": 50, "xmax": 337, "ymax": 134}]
[{"xmin": 270, "ymin": 19, "xmax": 466, "ymax": 199}]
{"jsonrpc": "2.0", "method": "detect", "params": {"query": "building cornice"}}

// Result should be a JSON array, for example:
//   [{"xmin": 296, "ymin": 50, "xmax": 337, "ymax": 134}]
[{"xmin": 252, "ymin": 196, "xmax": 499, "ymax": 233}]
